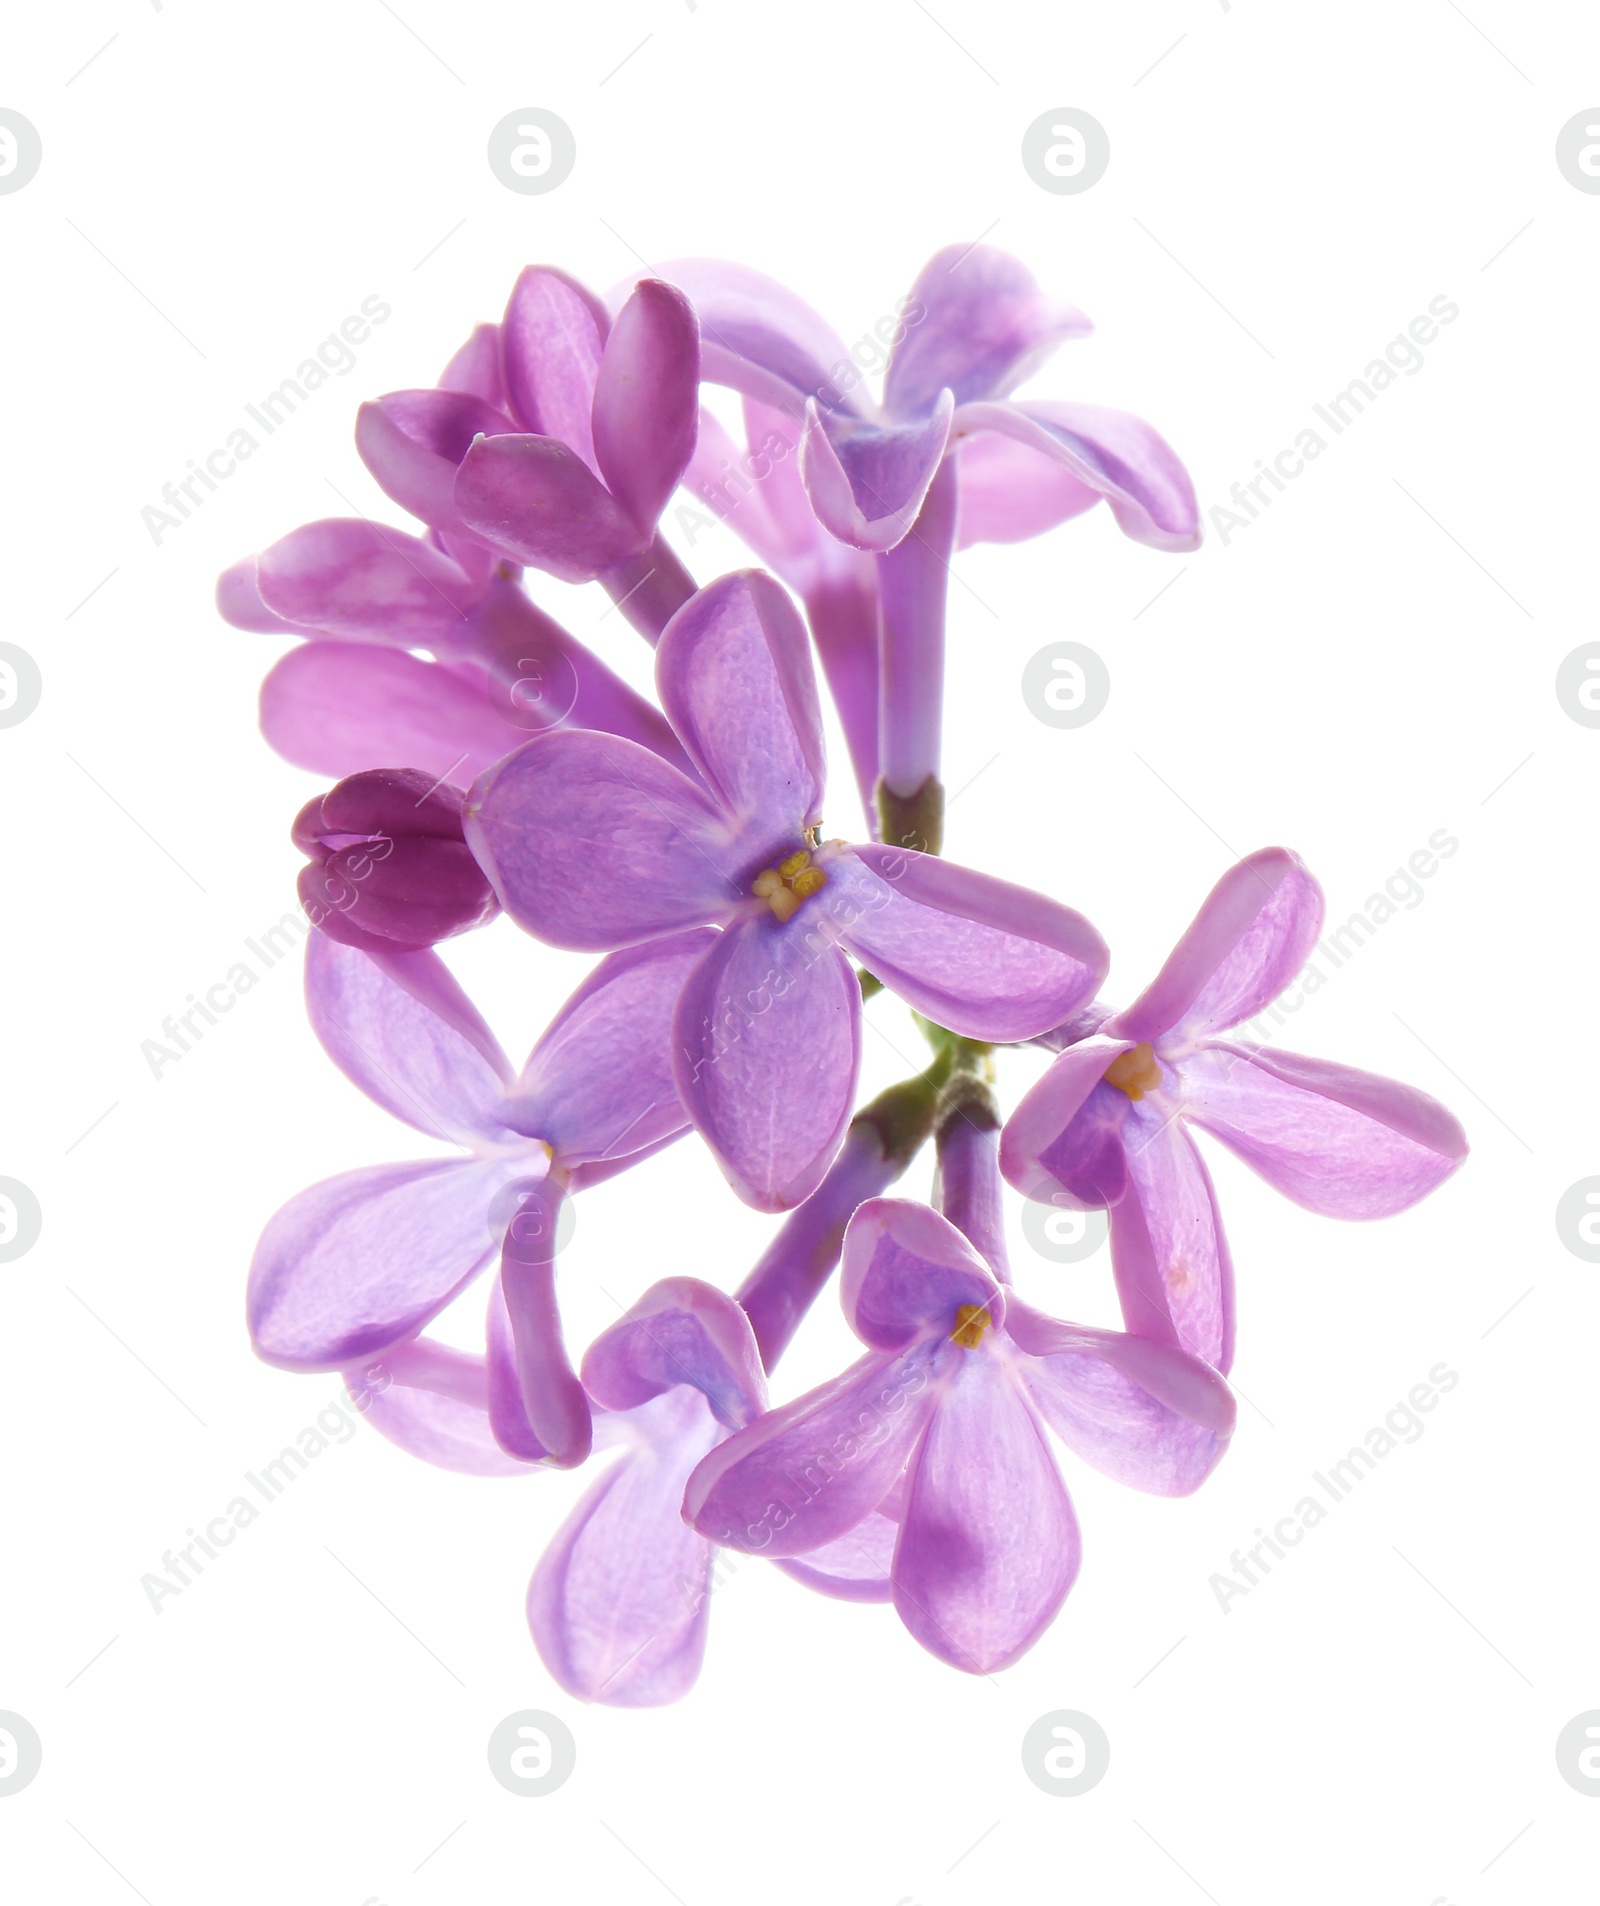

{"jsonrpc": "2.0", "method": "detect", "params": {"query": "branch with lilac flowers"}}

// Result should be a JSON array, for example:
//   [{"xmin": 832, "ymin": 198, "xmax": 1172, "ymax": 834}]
[{"xmin": 221, "ymin": 242, "xmax": 1466, "ymax": 1703}]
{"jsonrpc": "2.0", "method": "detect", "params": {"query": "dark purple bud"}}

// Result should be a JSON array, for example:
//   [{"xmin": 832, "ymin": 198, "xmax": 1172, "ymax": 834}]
[{"xmin": 293, "ymin": 768, "xmax": 500, "ymax": 953}]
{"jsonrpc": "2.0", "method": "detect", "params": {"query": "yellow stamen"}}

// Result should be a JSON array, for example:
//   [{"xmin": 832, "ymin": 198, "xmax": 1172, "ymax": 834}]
[
  {"xmin": 751, "ymin": 868, "xmax": 783, "ymax": 898},
  {"xmin": 768, "ymin": 885, "xmax": 802, "ymax": 924},
  {"xmin": 1104, "ymin": 1042, "xmax": 1161, "ymax": 1102},
  {"xmin": 777, "ymin": 849, "xmax": 812, "ymax": 880},
  {"xmin": 752, "ymin": 848, "xmax": 830, "ymax": 920},
  {"xmin": 951, "ymin": 1303, "xmax": 992, "ymax": 1349},
  {"xmin": 790, "ymin": 866, "xmax": 827, "ymax": 899}
]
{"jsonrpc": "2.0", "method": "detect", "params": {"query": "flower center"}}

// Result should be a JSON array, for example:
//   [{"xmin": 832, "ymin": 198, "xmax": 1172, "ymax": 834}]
[
  {"xmin": 752, "ymin": 849, "xmax": 828, "ymax": 923},
  {"xmin": 1104, "ymin": 1042, "xmax": 1161, "ymax": 1101},
  {"xmin": 951, "ymin": 1303, "xmax": 992, "ymax": 1349}
]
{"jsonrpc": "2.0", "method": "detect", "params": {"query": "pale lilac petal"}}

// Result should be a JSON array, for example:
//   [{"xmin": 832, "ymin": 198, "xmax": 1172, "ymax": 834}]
[
  {"xmin": 952, "ymin": 400, "xmax": 1201, "ymax": 552},
  {"xmin": 775, "ymin": 1510, "xmax": 898, "ymax": 1603},
  {"xmin": 591, "ymin": 278, "xmax": 700, "ymax": 533},
  {"xmin": 255, "ymin": 518, "xmax": 483, "ymax": 643},
  {"xmin": 356, "ymin": 389, "xmax": 512, "ymax": 537},
  {"xmin": 499, "ymin": 265, "xmax": 608, "ymax": 461},
  {"xmin": 672, "ymin": 917, "xmax": 860, "ymax": 1212},
  {"xmin": 1116, "ymin": 1115, "xmax": 1234, "ymax": 1371},
  {"xmin": 511, "ymin": 932, "xmax": 715, "ymax": 1167},
  {"xmin": 684, "ymin": 1345, "xmax": 944, "ymax": 1556},
  {"xmin": 439, "ymin": 322, "xmax": 505, "ymax": 408},
  {"xmin": 830, "ymin": 845, "xmax": 1108, "ymax": 1043},
  {"xmin": 999, "ymin": 1039, "xmax": 1135, "ymax": 1205},
  {"xmin": 465, "ymin": 731, "xmax": 741, "ymax": 950},
  {"xmin": 800, "ymin": 394, "xmax": 953, "ymax": 552},
  {"xmin": 304, "ymin": 934, "xmax": 512, "ymax": 1143},
  {"xmin": 953, "ymin": 428, "xmax": 1100, "ymax": 548},
  {"xmin": 655, "ymin": 571, "xmax": 826, "ymax": 834},
  {"xmin": 486, "ymin": 1272, "xmax": 557, "ymax": 1462},
  {"xmin": 248, "ymin": 1157, "xmax": 509, "ymax": 1370},
  {"xmin": 885, "ymin": 244, "xmax": 1091, "ymax": 417},
  {"xmin": 1109, "ymin": 848, "xmax": 1325, "ymax": 1047},
  {"xmin": 499, "ymin": 1184, "xmax": 590, "ymax": 1468},
  {"xmin": 644, "ymin": 258, "xmax": 866, "ymax": 417},
  {"xmin": 582, "ymin": 1278, "xmax": 766, "ymax": 1429},
  {"xmin": 1179, "ymin": 1044, "xmax": 1468, "ymax": 1218},
  {"xmin": 453, "ymin": 434, "xmax": 643, "ymax": 581},
  {"xmin": 840, "ymin": 1198, "xmax": 1000, "ymax": 1353},
  {"xmin": 1005, "ymin": 1302, "xmax": 1234, "ymax": 1496},
  {"xmin": 259, "ymin": 641, "xmax": 527, "ymax": 782},
  {"xmin": 893, "ymin": 1353, "xmax": 1079, "ymax": 1673},
  {"xmin": 528, "ymin": 1388, "xmax": 720, "ymax": 1706},
  {"xmin": 347, "ymin": 1342, "xmax": 534, "ymax": 1477}
]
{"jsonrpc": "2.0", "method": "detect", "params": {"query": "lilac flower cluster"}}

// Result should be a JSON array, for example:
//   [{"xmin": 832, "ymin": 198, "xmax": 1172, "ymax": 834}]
[{"xmin": 221, "ymin": 245, "xmax": 1467, "ymax": 1701}]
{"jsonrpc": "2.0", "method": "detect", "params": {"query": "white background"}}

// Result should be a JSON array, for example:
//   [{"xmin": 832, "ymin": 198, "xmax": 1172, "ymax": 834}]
[{"xmin": 2, "ymin": 2, "xmax": 1595, "ymax": 1901}]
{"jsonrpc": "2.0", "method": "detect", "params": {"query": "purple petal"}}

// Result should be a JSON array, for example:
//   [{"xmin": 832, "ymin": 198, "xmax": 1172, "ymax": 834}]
[
  {"xmin": 999, "ymin": 1040, "xmax": 1134, "ymax": 1206},
  {"xmin": 255, "ymin": 518, "xmax": 484, "ymax": 643},
  {"xmin": 800, "ymin": 394, "xmax": 953, "ymax": 552},
  {"xmin": 258, "ymin": 642, "xmax": 527, "ymax": 783},
  {"xmin": 591, "ymin": 278, "xmax": 700, "ymax": 534},
  {"xmin": 248, "ymin": 1158, "xmax": 508, "ymax": 1370},
  {"xmin": 582, "ymin": 1278, "xmax": 767, "ymax": 1429},
  {"xmin": 511, "ymin": 931, "xmax": 715, "ymax": 1168},
  {"xmin": 1115, "ymin": 1118, "xmax": 1235, "ymax": 1372},
  {"xmin": 775, "ymin": 1510, "xmax": 898, "ymax": 1603},
  {"xmin": 885, "ymin": 244, "xmax": 1091, "ymax": 418},
  {"xmin": 528, "ymin": 1388, "xmax": 720, "ymax": 1706},
  {"xmin": 655, "ymin": 571, "xmax": 826, "ymax": 835},
  {"xmin": 465, "ymin": 731, "xmax": 740, "ymax": 950},
  {"xmin": 840, "ymin": 1198, "xmax": 1000, "ymax": 1353},
  {"xmin": 830, "ymin": 845, "xmax": 1109, "ymax": 1042},
  {"xmin": 643, "ymin": 258, "xmax": 866, "ymax": 417},
  {"xmin": 498, "ymin": 1184, "xmax": 591, "ymax": 1468},
  {"xmin": 304, "ymin": 934, "xmax": 512, "ymax": 1142},
  {"xmin": 893, "ymin": 1352, "xmax": 1079, "ymax": 1673},
  {"xmin": 356, "ymin": 389, "xmax": 512, "ymax": 537},
  {"xmin": 499, "ymin": 265, "xmax": 609, "ymax": 461},
  {"xmin": 347, "ymin": 1341, "xmax": 535, "ymax": 1477},
  {"xmin": 217, "ymin": 558, "xmax": 323, "ymax": 636},
  {"xmin": 953, "ymin": 428, "xmax": 1100, "ymax": 548},
  {"xmin": 672, "ymin": 918, "xmax": 861, "ymax": 1212},
  {"xmin": 1179, "ymin": 1043, "xmax": 1468, "ymax": 1218},
  {"xmin": 952, "ymin": 400, "xmax": 1201, "ymax": 552},
  {"xmin": 1109, "ymin": 848, "xmax": 1325, "ymax": 1047},
  {"xmin": 439, "ymin": 322, "xmax": 505, "ymax": 409},
  {"xmin": 453, "ymin": 434, "xmax": 644, "ymax": 582},
  {"xmin": 685, "ymin": 1345, "xmax": 943, "ymax": 1556},
  {"xmin": 486, "ymin": 1273, "xmax": 558, "ymax": 1462}
]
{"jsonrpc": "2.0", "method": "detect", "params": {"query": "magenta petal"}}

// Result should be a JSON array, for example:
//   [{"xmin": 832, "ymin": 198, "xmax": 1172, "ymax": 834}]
[
  {"xmin": 656, "ymin": 571, "xmax": 826, "ymax": 834},
  {"xmin": 453, "ymin": 434, "xmax": 644, "ymax": 581},
  {"xmin": 1000, "ymin": 1040, "xmax": 1134, "ymax": 1206},
  {"xmin": 953, "ymin": 400, "xmax": 1201, "ymax": 553},
  {"xmin": 800, "ymin": 393, "xmax": 953, "ymax": 552},
  {"xmin": 1116, "ymin": 1116, "xmax": 1235, "ymax": 1372},
  {"xmin": 591, "ymin": 278, "xmax": 700, "ymax": 534},
  {"xmin": 347, "ymin": 1342, "xmax": 535, "ymax": 1477},
  {"xmin": 498, "ymin": 1187, "xmax": 591, "ymax": 1468},
  {"xmin": 582, "ymin": 1278, "xmax": 767, "ymax": 1429},
  {"xmin": 684, "ymin": 1346, "xmax": 942, "ymax": 1556},
  {"xmin": 259, "ymin": 642, "xmax": 526, "ymax": 782},
  {"xmin": 439, "ymin": 322, "xmax": 505, "ymax": 408},
  {"xmin": 465, "ymin": 730, "xmax": 740, "ymax": 950},
  {"xmin": 499, "ymin": 265, "xmax": 609, "ymax": 460},
  {"xmin": 248, "ymin": 1158, "xmax": 508, "ymax": 1370},
  {"xmin": 255, "ymin": 518, "xmax": 483, "ymax": 643},
  {"xmin": 831, "ymin": 844, "xmax": 1108, "ymax": 1043},
  {"xmin": 528, "ymin": 1388, "xmax": 720, "ymax": 1706},
  {"xmin": 672, "ymin": 919, "xmax": 861, "ymax": 1212},
  {"xmin": 356, "ymin": 389, "xmax": 511, "ymax": 536},
  {"xmin": 217, "ymin": 558, "xmax": 322, "ymax": 635},
  {"xmin": 886, "ymin": 244, "xmax": 1091, "ymax": 417},
  {"xmin": 1180, "ymin": 1043, "xmax": 1468, "ymax": 1218},
  {"xmin": 305, "ymin": 934, "xmax": 511, "ymax": 1143},
  {"xmin": 893, "ymin": 1353, "xmax": 1079, "ymax": 1673},
  {"xmin": 1109, "ymin": 848, "xmax": 1325, "ymax": 1047},
  {"xmin": 512, "ymin": 931, "xmax": 715, "ymax": 1167},
  {"xmin": 840, "ymin": 1199, "xmax": 1000, "ymax": 1352},
  {"xmin": 953, "ymin": 429, "xmax": 1100, "ymax": 548},
  {"xmin": 775, "ymin": 1510, "xmax": 898, "ymax": 1603}
]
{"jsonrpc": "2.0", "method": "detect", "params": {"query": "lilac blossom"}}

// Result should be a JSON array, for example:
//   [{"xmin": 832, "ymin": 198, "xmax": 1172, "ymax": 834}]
[
  {"xmin": 1000, "ymin": 848, "xmax": 1469, "ymax": 1371},
  {"xmin": 465, "ymin": 567, "xmax": 1108, "ymax": 1211}
]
